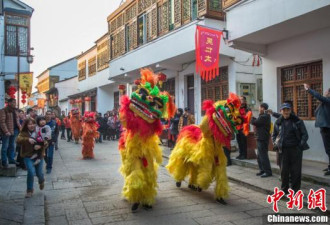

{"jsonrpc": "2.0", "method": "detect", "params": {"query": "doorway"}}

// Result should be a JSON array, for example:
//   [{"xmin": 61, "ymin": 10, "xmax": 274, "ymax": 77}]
[{"xmin": 187, "ymin": 75, "xmax": 194, "ymax": 114}]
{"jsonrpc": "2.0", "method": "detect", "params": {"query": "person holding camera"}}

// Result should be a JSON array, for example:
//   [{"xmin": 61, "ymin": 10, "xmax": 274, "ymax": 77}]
[
  {"xmin": 272, "ymin": 103, "xmax": 309, "ymax": 194},
  {"xmin": 251, "ymin": 103, "xmax": 272, "ymax": 178}
]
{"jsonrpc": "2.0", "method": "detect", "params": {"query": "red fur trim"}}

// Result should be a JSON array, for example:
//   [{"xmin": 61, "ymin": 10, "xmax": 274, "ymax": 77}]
[
  {"xmin": 243, "ymin": 111, "xmax": 252, "ymax": 136},
  {"xmin": 163, "ymin": 91, "xmax": 176, "ymax": 118},
  {"xmin": 177, "ymin": 125, "xmax": 202, "ymax": 143},
  {"xmin": 227, "ymin": 93, "xmax": 241, "ymax": 109},
  {"xmin": 118, "ymin": 130, "xmax": 127, "ymax": 151},
  {"xmin": 203, "ymin": 100, "xmax": 231, "ymax": 148},
  {"xmin": 119, "ymin": 95, "xmax": 163, "ymax": 138}
]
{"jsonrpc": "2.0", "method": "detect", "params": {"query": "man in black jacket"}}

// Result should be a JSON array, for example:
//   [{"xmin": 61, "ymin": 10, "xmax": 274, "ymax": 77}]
[
  {"xmin": 304, "ymin": 83, "xmax": 330, "ymax": 175},
  {"xmin": 272, "ymin": 103, "xmax": 309, "ymax": 194},
  {"xmin": 251, "ymin": 103, "xmax": 272, "ymax": 178}
]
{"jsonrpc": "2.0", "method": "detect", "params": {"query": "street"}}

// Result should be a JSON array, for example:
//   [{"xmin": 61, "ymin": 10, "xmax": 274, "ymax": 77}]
[{"xmin": 13, "ymin": 139, "xmax": 312, "ymax": 225}]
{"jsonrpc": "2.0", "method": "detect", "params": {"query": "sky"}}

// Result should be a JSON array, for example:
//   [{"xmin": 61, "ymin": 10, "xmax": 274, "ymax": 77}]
[{"xmin": 22, "ymin": 0, "xmax": 122, "ymax": 87}]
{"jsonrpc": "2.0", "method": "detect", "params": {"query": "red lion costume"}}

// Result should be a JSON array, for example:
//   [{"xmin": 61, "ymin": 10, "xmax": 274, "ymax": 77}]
[
  {"xmin": 70, "ymin": 108, "xmax": 82, "ymax": 144},
  {"xmin": 81, "ymin": 111, "xmax": 99, "ymax": 159}
]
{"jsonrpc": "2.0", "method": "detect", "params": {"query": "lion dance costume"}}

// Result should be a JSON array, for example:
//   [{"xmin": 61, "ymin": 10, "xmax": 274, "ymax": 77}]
[
  {"xmin": 81, "ymin": 112, "xmax": 99, "ymax": 159},
  {"xmin": 70, "ymin": 108, "xmax": 82, "ymax": 144},
  {"xmin": 119, "ymin": 69, "xmax": 175, "ymax": 212},
  {"xmin": 166, "ymin": 93, "xmax": 251, "ymax": 204}
]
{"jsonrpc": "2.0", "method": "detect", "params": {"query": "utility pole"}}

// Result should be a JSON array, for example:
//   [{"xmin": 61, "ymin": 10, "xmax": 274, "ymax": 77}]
[{"xmin": 17, "ymin": 45, "xmax": 20, "ymax": 109}]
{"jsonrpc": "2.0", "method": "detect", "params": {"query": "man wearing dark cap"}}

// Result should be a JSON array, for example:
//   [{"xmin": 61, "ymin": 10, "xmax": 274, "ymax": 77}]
[
  {"xmin": 251, "ymin": 103, "xmax": 272, "ymax": 177},
  {"xmin": 304, "ymin": 83, "xmax": 330, "ymax": 175},
  {"xmin": 272, "ymin": 103, "xmax": 309, "ymax": 194}
]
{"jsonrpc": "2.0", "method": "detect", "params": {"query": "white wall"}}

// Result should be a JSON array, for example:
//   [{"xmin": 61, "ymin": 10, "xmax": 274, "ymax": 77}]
[
  {"xmin": 263, "ymin": 26, "xmax": 330, "ymax": 162},
  {"xmin": 49, "ymin": 58, "xmax": 77, "ymax": 81},
  {"xmin": 55, "ymin": 76, "xmax": 78, "ymax": 101},
  {"xmin": 97, "ymin": 84, "xmax": 119, "ymax": 114},
  {"xmin": 226, "ymin": 0, "xmax": 330, "ymax": 40}
]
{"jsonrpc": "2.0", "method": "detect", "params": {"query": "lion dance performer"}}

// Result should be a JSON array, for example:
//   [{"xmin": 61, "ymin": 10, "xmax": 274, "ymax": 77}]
[
  {"xmin": 81, "ymin": 111, "xmax": 99, "ymax": 159},
  {"xmin": 70, "ymin": 108, "xmax": 82, "ymax": 144},
  {"xmin": 166, "ymin": 93, "xmax": 251, "ymax": 204},
  {"xmin": 119, "ymin": 68, "xmax": 175, "ymax": 212}
]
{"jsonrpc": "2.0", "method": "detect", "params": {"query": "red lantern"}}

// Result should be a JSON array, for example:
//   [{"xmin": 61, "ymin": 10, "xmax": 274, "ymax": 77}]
[
  {"xmin": 21, "ymin": 99, "xmax": 26, "ymax": 104},
  {"xmin": 84, "ymin": 96, "xmax": 91, "ymax": 101},
  {"xmin": 69, "ymin": 99, "xmax": 75, "ymax": 105},
  {"xmin": 118, "ymin": 84, "xmax": 126, "ymax": 94},
  {"xmin": 7, "ymin": 86, "xmax": 17, "ymax": 98},
  {"xmin": 158, "ymin": 73, "xmax": 167, "ymax": 87}
]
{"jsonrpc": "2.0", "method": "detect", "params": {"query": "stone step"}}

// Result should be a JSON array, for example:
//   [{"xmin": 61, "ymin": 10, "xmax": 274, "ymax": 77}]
[
  {"xmin": 0, "ymin": 164, "xmax": 17, "ymax": 177},
  {"xmin": 231, "ymin": 157, "xmax": 330, "ymax": 187},
  {"xmin": 23, "ymin": 192, "xmax": 45, "ymax": 225}
]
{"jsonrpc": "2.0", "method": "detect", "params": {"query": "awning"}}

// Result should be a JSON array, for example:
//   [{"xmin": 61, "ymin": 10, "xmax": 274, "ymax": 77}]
[{"xmin": 68, "ymin": 88, "xmax": 97, "ymax": 99}]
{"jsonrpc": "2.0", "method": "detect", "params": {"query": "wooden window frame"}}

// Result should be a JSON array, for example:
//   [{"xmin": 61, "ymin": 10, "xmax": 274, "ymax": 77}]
[
  {"xmin": 78, "ymin": 61, "xmax": 87, "ymax": 81},
  {"xmin": 201, "ymin": 66, "xmax": 229, "ymax": 104},
  {"xmin": 281, "ymin": 61, "xmax": 323, "ymax": 120},
  {"xmin": 4, "ymin": 13, "xmax": 31, "ymax": 56}
]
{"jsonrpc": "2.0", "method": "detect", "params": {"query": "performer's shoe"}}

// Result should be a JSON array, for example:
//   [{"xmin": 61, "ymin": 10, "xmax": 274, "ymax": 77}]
[
  {"xmin": 260, "ymin": 173, "xmax": 272, "ymax": 178},
  {"xmin": 324, "ymin": 170, "xmax": 330, "ymax": 176},
  {"xmin": 216, "ymin": 198, "xmax": 227, "ymax": 205},
  {"xmin": 256, "ymin": 171, "xmax": 264, "ymax": 176},
  {"xmin": 142, "ymin": 205, "xmax": 153, "ymax": 210},
  {"xmin": 131, "ymin": 203, "xmax": 140, "ymax": 212},
  {"xmin": 197, "ymin": 187, "xmax": 202, "ymax": 192},
  {"xmin": 323, "ymin": 168, "xmax": 328, "ymax": 172},
  {"xmin": 176, "ymin": 182, "xmax": 181, "ymax": 188},
  {"xmin": 188, "ymin": 184, "xmax": 197, "ymax": 191}
]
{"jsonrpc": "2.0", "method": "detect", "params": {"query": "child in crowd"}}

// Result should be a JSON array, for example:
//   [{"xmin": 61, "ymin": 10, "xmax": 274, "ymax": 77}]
[{"xmin": 30, "ymin": 116, "xmax": 51, "ymax": 165}]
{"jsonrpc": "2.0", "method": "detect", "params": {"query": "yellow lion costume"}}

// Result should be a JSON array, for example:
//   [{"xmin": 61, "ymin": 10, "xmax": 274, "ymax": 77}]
[
  {"xmin": 166, "ymin": 93, "xmax": 249, "ymax": 204},
  {"xmin": 118, "ymin": 69, "xmax": 175, "ymax": 212}
]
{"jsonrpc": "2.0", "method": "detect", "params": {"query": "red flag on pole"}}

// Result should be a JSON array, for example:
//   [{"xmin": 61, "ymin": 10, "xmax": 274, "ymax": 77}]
[{"xmin": 195, "ymin": 25, "xmax": 222, "ymax": 82}]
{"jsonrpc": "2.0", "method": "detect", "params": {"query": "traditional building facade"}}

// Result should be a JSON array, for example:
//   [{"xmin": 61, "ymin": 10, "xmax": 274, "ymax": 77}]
[
  {"xmin": 224, "ymin": 0, "xmax": 330, "ymax": 162},
  {"xmin": 36, "ymin": 57, "xmax": 77, "ymax": 115},
  {"xmin": 55, "ymin": 76, "xmax": 78, "ymax": 115},
  {"xmin": 106, "ymin": 0, "xmax": 262, "ymax": 123},
  {"xmin": 0, "ymin": 0, "xmax": 34, "ymax": 108}
]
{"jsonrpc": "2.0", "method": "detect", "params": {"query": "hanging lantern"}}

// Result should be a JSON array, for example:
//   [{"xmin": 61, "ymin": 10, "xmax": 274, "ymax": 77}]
[
  {"xmin": 21, "ymin": 99, "xmax": 26, "ymax": 104},
  {"xmin": 84, "ymin": 96, "xmax": 91, "ymax": 101},
  {"xmin": 75, "ymin": 98, "xmax": 82, "ymax": 104},
  {"xmin": 21, "ymin": 91, "xmax": 27, "ymax": 104},
  {"xmin": 69, "ymin": 99, "xmax": 75, "ymax": 105},
  {"xmin": 118, "ymin": 84, "xmax": 126, "ymax": 95},
  {"xmin": 7, "ymin": 86, "xmax": 17, "ymax": 99},
  {"xmin": 158, "ymin": 73, "xmax": 167, "ymax": 88}
]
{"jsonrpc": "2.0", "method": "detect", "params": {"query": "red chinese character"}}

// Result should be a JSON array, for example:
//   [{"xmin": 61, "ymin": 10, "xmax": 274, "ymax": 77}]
[
  {"xmin": 267, "ymin": 187, "xmax": 285, "ymax": 212},
  {"xmin": 308, "ymin": 188, "xmax": 327, "ymax": 212},
  {"xmin": 287, "ymin": 189, "xmax": 304, "ymax": 210}
]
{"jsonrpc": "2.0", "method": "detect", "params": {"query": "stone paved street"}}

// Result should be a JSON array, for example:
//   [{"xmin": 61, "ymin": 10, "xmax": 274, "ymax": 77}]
[{"xmin": 0, "ymin": 139, "xmax": 319, "ymax": 225}]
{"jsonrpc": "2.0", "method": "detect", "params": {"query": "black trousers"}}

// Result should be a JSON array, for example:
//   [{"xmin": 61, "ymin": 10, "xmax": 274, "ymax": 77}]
[
  {"xmin": 279, "ymin": 147, "xmax": 302, "ymax": 193},
  {"xmin": 61, "ymin": 126, "xmax": 66, "ymax": 138},
  {"xmin": 257, "ymin": 140, "xmax": 272, "ymax": 175},
  {"xmin": 236, "ymin": 130, "xmax": 247, "ymax": 157},
  {"xmin": 66, "ymin": 128, "xmax": 72, "ymax": 141},
  {"xmin": 223, "ymin": 147, "xmax": 232, "ymax": 166},
  {"xmin": 320, "ymin": 127, "xmax": 330, "ymax": 167}
]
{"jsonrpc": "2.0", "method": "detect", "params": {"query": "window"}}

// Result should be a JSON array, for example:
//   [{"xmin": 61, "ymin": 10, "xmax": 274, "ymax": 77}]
[
  {"xmin": 281, "ymin": 61, "xmax": 323, "ymax": 120},
  {"xmin": 158, "ymin": 0, "xmax": 169, "ymax": 35},
  {"xmin": 97, "ymin": 39, "xmax": 110, "ymax": 71},
  {"xmin": 88, "ymin": 57, "xmax": 96, "ymax": 76},
  {"xmin": 114, "ymin": 91, "xmax": 120, "ymax": 110},
  {"xmin": 201, "ymin": 66, "xmax": 228, "ymax": 104},
  {"xmin": 160, "ymin": 78, "xmax": 175, "ymax": 97},
  {"xmin": 125, "ymin": 25, "xmax": 130, "ymax": 52},
  {"xmin": 138, "ymin": 14, "xmax": 147, "ymax": 45},
  {"xmin": 78, "ymin": 61, "xmax": 86, "ymax": 81},
  {"xmin": 209, "ymin": 0, "xmax": 222, "ymax": 12},
  {"xmin": 5, "ymin": 14, "xmax": 30, "ymax": 56},
  {"xmin": 191, "ymin": 0, "xmax": 198, "ymax": 20}
]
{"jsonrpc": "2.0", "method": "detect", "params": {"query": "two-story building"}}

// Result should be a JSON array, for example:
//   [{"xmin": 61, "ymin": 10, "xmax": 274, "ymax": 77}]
[
  {"xmin": 0, "ymin": 0, "xmax": 34, "ymax": 108},
  {"xmin": 223, "ymin": 0, "xmax": 330, "ymax": 162},
  {"xmin": 55, "ymin": 76, "xmax": 78, "ymax": 116},
  {"xmin": 71, "ymin": 33, "xmax": 119, "ymax": 115},
  {"xmin": 106, "ymin": 0, "xmax": 263, "ymax": 123},
  {"xmin": 36, "ymin": 57, "xmax": 77, "ymax": 115}
]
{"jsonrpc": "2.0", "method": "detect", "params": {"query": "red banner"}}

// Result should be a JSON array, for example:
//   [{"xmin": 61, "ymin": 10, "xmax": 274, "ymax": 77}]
[{"xmin": 195, "ymin": 26, "xmax": 222, "ymax": 82}]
